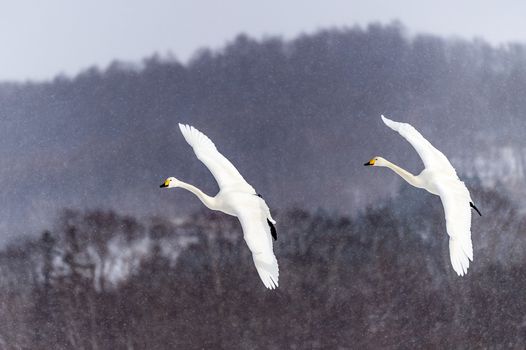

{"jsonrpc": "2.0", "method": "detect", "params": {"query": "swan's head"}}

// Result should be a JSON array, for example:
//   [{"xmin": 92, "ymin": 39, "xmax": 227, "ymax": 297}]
[
  {"xmin": 160, "ymin": 177, "xmax": 180, "ymax": 188},
  {"xmin": 364, "ymin": 156, "xmax": 387, "ymax": 167}
]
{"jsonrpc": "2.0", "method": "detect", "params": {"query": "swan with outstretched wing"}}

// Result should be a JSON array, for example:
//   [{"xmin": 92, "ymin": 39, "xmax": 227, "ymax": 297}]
[
  {"xmin": 364, "ymin": 115, "xmax": 480, "ymax": 276},
  {"xmin": 160, "ymin": 124, "xmax": 279, "ymax": 289}
]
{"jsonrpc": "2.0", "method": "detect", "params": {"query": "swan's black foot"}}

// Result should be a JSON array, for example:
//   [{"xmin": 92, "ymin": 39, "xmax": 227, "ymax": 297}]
[
  {"xmin": 470, "ymin": 202, "xmax": 482, "ymax": 216},
  {"xmin": 267, "ymin": 219, "xmax": 277, "ymax": 241}
]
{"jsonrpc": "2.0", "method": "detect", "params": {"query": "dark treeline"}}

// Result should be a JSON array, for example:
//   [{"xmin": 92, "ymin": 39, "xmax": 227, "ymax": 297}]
[
  {"xmin": 0, "ymin": 22, "xmax": 525, "ymax": 235},
  {"xmin": 0, "ymin": 185, "xmax": 524, "ymax": 349}
]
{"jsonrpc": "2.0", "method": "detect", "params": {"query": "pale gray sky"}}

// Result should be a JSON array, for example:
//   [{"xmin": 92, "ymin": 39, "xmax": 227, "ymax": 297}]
[{"xmin": 0, "ymin": 0, "xmax": 525, "ymax": 81}]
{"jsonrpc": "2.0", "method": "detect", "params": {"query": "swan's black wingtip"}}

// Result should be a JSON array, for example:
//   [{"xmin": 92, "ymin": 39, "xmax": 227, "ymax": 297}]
[{"xmin": 470, "ymin": 202, "xmax": 482, "ymax": 216}]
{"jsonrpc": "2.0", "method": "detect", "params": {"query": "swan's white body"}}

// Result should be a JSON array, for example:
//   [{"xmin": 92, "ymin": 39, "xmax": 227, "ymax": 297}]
[
  {"xmin": 161, "ymin": 124, "xmax": 279, "ymax": 289},
  {"xmin": 366, "ymin": 115, "xmax": 476, "ymax": 276}
]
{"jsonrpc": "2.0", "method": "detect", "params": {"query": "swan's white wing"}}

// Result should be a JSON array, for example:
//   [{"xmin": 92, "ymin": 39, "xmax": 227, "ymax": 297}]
[
  {"xmin": 179, "ymin": 124, "xmax": 256, "ymax": 193},
  {"xmin": 436, "ymin": 180, "xmax": 473, "ymax": 276},
  {"xmin": 237, "ymin": 207, "xmax": 279, "ymax": 289},
  {"xmin": 381, "ymin": 115, "xmax": 458, "ymax": 177}
]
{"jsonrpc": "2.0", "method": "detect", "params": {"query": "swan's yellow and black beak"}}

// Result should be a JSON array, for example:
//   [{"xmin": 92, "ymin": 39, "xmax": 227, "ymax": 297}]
[
  {"xmin": 160, "ymin": 179, "xmax": 169, "ymax": 188},
  {"xmin": 364, "ymin": 158, "xmax": 376, "ymax": 166}
]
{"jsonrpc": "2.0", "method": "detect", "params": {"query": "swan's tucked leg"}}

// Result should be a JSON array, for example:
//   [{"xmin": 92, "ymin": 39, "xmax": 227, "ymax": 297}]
[{"xmin": 470, "ymin": 202, "xmax": 482, "ymax": 216}]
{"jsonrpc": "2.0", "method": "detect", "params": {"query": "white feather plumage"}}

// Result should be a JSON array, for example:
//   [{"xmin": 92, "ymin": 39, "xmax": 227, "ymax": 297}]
[
  {"xmin": 162, "ymin": 124, "xmax": 279, "ymax": 289},
  {"xmin": 367, "ymin": 115, "xmax": 475, "ymax": 276}
]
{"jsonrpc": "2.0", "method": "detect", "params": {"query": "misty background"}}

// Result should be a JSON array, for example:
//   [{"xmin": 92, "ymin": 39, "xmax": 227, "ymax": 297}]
[
  {"xmin": 0, "ymin": 21, "xmax": 525, "ymax": 241},
  {"xmin": 1, "ymin": 2, "xmax": 526, "ymax": 349}
]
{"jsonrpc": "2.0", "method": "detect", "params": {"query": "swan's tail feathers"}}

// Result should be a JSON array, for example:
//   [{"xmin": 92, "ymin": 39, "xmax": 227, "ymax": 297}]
[
  {"xmin": 253, "ymin": 253, "xmax": 279, "ymax": 289},
  {"xmin": 449, "ymin": 237, "xmax": 473, "ymax": 276}
]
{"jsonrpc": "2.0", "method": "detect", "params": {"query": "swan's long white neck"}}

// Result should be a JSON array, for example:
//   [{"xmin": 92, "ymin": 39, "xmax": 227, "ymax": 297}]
[
  {"xmin": 177, "ymin": 181, "xmax": 217, "ymax": 210},
  {"xmin": 382, "ymin": 159, "xmax": 423, "ymax": 188}
]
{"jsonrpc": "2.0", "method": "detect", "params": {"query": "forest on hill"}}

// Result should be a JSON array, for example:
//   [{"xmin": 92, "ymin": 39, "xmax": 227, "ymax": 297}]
[{"xmin": 0, "ymin": 185, "xmax": 524, "ymax": 348}]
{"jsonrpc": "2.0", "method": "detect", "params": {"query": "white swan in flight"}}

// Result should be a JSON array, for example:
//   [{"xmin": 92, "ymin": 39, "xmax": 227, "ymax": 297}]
[
  {"xmin": 160, "ymin": 124, "xmax": 279, "ymax": 289},
  {"xmin": 364, "ymin": 115, "xmax": 481, "ymax": 276}
]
